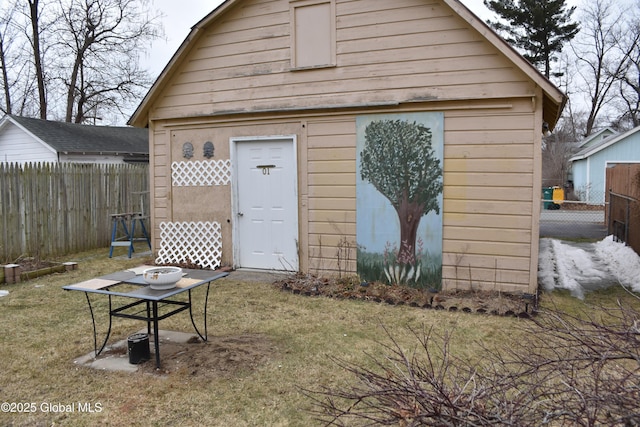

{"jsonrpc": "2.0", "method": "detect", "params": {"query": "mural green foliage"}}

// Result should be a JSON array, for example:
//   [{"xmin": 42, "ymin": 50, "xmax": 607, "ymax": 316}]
[
  {"xmin": 360, "ymin": 120, "xmax": 442, "ymax": 214},
  {"xmin": 360, "ymin": 119, "xmax": 443, "ymax": 266}
]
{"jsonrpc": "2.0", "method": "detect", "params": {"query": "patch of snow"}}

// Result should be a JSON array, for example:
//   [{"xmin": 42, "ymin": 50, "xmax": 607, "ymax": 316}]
[
  {"xmin": 539, "ymin": 235, "xmax": 640, "ymax": 298},
  {"xmin": 537, "ymin": 239, "xmax": 557, "ymax": 292},
  {"xmin": 594, "ymin": 236, "xmax": 640, "ymax": 292}
]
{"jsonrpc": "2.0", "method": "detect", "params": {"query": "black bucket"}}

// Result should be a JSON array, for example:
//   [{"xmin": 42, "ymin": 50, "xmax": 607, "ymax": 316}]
[{"xmin": 127, "ymin": 333, "xmax": 150, "ymax": 364}]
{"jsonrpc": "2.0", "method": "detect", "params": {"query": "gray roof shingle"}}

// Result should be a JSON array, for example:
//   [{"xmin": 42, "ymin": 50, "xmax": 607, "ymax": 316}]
[{"xmin": 8, "ymin": 115, "xmax": 148, "ymax": 155}]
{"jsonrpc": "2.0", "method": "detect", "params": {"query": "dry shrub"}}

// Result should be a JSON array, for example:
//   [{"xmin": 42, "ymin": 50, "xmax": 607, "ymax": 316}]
[{"xmin": 305, "ymin": 300, "xmax": 640, "ymax": 426}]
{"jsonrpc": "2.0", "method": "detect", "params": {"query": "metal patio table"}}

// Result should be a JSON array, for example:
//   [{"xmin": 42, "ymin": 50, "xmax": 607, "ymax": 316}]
[{"xmin": 63, "ymin": 267, "xmax": 228, "ymax": 368}]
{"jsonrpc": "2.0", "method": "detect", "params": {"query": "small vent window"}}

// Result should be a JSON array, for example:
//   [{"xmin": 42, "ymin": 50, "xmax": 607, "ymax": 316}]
[{"xmin": 290, "ymin": 0, "xmax": 336, "ymax": 69}]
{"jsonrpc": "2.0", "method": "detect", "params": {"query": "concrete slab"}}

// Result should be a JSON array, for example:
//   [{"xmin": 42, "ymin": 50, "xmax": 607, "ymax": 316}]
[
  {"xmin": 540, "ymin": 221, "xmax": 608, "ymax": 240},
  {"xmin": 540, "ymin": 210, "xmax": 605, "ymax": 223},
  {"xmin": 225, "ymin": 268, "xmax": 292, "ymax": 283},
  {"xmin": 73, "ymin": 329, "xmax": 198, "ymax": 373},
  {"xmin": 111, "ymin": 249, "xmax": 152, "ymax": 260}
]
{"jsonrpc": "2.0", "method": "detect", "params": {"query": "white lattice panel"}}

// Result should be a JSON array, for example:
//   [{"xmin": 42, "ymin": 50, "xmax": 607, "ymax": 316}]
[
  {"xmin": 171, "ymin": 160, "xmax": 231, "ymax": 186},
  {"xmin": 155, "ymin": 221, "xmax": 222, "ymax": 269}
]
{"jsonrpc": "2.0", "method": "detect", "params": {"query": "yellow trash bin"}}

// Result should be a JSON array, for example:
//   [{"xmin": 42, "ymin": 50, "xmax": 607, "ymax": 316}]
[{"xmin": 552, "ymin": 186, "xmax": 564, "ymax": 206}]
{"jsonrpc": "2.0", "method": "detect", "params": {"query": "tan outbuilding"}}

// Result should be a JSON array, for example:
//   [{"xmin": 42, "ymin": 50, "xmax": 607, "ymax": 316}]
[{"xmin": 130, "ymin": 0, "xmax": 565, "ymax": 294}]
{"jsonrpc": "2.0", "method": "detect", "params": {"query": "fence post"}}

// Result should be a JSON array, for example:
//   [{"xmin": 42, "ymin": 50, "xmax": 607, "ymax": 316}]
[
  {"xmin": 607, "ymin": 189, "xmax": 612, "ymax": 235},
  {"xmin": 626, "ymin": 196, "xmax": 630, "ymax": 244}
]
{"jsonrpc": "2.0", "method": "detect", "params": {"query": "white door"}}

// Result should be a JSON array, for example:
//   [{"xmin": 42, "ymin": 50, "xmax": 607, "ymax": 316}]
[{"xmin": 234, "ymin": 137, "xmax": 298, "ymax": 270}]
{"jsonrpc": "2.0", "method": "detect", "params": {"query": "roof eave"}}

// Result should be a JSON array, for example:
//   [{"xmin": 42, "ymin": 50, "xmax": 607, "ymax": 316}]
[
  {"xmin": 2, "ymin": 115, "xmax": 60, "ymax": 155},
  {"xmin": 127, "ymin": 26, "xmax": 203, "ymax": 127},
  {"xmin": 128, "ymin": 0, "xmax": 240, "ymax": 127},
  {"xmin": 442, "ymin": 0, "xmax": 566, "ymax": 129},
  {"xmin": 129, "ymin": 0, "xmax": 567, "ymax": 129},
  {"xmin": 569, "ymin": 125, "xmax": 640, "ymax": 162}
]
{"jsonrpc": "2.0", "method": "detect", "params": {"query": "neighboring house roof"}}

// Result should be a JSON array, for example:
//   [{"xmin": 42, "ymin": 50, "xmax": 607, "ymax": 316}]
[
  {"xmin": 128, "ymin": 0, "xmax": 566, "ymax": 129},
  {"xmin": 1, "ymin": 114, "xmax": 148, "ymax": 156},
  {"xmin": 577, "ymin": 127, "xmax": 617, "ymax": 149},
  {"xmin": 570, "ymin": 125, "xmax": 640, "ymax": 162}
]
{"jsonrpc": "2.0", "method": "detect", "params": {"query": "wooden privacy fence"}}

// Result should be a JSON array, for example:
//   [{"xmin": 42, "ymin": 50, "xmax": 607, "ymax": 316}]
[
  {"xmin": 0, "ymin": 162, "xmax": 149, "ymax": 262},
  {"xmin": 606, "ymin": 163, "xmax": 640, "ymax": 254}
]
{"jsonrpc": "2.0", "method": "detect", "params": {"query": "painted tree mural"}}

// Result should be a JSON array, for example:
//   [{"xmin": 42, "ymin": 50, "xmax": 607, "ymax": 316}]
[{"xmin": 359, "ymin": 119, "xmax": 443, "ymax": 283}]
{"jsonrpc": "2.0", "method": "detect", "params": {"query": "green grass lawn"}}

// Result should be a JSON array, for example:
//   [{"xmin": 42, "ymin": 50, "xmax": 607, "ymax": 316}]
[{"xmin": 0, "ymin": 246, "xmax": 636, "ymax": 426}]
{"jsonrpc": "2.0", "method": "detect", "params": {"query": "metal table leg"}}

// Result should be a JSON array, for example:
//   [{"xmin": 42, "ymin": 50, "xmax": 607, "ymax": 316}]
[
  {"xmin": 84, "ymin": 292, "xmax": 112, "ymax": 357},
  {"xmin": 152, "ymin": 301, "xmax": 161, "ymax": 368},
  {"xmin": 146, "ymin": 301, "xmax": 151, "ymax": 335},
  {"xmin": 188, "ymin": 282, "xmax": 211, "ymax": 342}
]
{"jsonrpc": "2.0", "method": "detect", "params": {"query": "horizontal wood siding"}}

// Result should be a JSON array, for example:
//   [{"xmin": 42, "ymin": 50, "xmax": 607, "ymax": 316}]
[
  {"xmin": 144, "ymin": 0, "xmax": 545, "ymax": 293},
  {"xmin": 151, "ymin": 95, "xmax": 538, "ymax": 291},
  {"xmin": 306, "ymin": 119, "xmax": 356, "ymax": 274},
  {"xmin": 59, "ymin": 154, "xmax": 127, "ymax": 164},
  {"xmin": 442, "ymin": 99, "xmax": 536, "ymax": 292},
  {"xmin": 0, "ymin": 122, "xmax": 57, "ymax": 164},
  {"xmin": 301, "ymin": 98, "xmax": 537, "ymax": 291},
  {"xmin": 152, "ymin": 128, "xmax": 169, "ymax": 225},
  {"xmin": 151, "ymin": 0, "xmax": 532, "ymax": 120}
]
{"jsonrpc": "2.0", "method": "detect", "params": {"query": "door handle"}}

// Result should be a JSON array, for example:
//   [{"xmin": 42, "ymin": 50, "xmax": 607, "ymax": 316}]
[{"xmin": 238, "ymin": 212, "xmax": 244, "ymax": 217}]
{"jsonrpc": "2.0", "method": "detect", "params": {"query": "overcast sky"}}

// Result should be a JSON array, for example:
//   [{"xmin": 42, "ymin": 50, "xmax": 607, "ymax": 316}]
[{"xmin": 141, "ymin": 0, "xmax": 495, "ymax": 79}]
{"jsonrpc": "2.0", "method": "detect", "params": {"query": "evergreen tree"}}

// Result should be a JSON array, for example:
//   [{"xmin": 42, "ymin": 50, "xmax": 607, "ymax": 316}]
[{"xmin": 484, "ymin": 0, "xmax": 579, "ymax": 78}]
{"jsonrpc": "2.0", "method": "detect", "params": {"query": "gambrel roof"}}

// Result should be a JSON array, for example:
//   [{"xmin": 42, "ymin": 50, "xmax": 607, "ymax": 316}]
[
  {"xmin": 1, "ymin": 115, "xmax": 148, "ymax": 156},
  {"xmin": 129, "ymin": 0, "xmax": 566, "ymax": 128}
]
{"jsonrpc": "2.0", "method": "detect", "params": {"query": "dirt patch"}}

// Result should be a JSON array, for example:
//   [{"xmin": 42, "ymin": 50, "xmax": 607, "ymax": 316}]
[
  {"xmin": 560, "ymin": 203, "xmax": 605, "ymax": 211},
  {"xmin": 13, "ymin": 257, "xmax": 58, "ymax": 272},
  {"xmin": 275, "ymin": 274, "xmax": 537, "ymax": 317},
  {"xmin": 133, "ymin": 334, "xmax": 278, "ymax": 378}
]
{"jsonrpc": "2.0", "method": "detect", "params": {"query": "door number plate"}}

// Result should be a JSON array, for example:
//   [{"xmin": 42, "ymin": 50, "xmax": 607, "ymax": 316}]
[{"xmin": 257, "ymin": 164, "xmax": 276, "ymax": 175}]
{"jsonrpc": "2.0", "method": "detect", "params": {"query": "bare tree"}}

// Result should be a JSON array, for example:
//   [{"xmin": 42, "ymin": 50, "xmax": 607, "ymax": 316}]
[
  {"xmin": 543, "ymin": 52, "xmax": 584, "ymax": 190},
  {"xmin": 0, "ymin": 27, "xmax": 12, "ymax": 116},
  {"xmin": 613, "ymin": 13, "xmax": 640, "ymax": 129},
  {"xmin": 0, "ymin": 0, "xmax": 20, "ymax": 116},
  {"xmin": 57, "ymin": 0, "xmax": 162, "ymax": 123},
  {"xmin": 0, "ymin": 0, "xmax": 57, "ymax": 119},
  {"xmin": 542, "ymin": 122, "xmax": 578, "ymax": 189},
  {"xmin": 0, "ymin": 0, "xmax": 162, "ymax": 124},
  {"xmin": 28, "ymin": 0, "xmax": 47, "ymax": 119},
  {"xmin": 570, "ymin": 0, "xmax": 637, "ymax": 136}
]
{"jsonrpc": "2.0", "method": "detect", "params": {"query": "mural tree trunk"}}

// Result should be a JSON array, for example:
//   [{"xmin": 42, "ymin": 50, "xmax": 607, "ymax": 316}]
[
  {"xmin": 360, "ymin": 120, "xmax": 443, "ymax": 268},
  {"xmin": 396, "ymin": 190, "xmax": 426, "ymax": 263}
]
